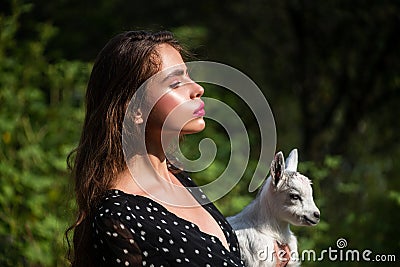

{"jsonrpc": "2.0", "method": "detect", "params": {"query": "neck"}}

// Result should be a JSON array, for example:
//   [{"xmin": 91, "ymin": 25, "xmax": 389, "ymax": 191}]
[{"xmin": 250, "ymin": 179, "xmax": 292, "ymax": 244}]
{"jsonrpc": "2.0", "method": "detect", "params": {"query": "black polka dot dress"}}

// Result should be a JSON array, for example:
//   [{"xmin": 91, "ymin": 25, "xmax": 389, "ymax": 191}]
[{"xmin": 91, "ymin": 172, "xmax": 246, "ymax": 267}]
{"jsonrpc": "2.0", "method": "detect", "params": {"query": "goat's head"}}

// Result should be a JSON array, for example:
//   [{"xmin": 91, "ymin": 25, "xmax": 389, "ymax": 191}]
[{"xmin": 268, "ymin": 149, "xmax": 320, "ymax": 227}]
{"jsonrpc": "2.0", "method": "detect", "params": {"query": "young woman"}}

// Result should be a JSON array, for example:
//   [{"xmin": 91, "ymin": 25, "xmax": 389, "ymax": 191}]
[{"xmin": 67, "ymin": 31, "xmax": 245, "ymax": 266}]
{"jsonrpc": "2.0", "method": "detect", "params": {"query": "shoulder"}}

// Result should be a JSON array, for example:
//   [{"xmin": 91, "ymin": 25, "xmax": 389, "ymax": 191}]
[{"xmin": 94, "ymin": 189, "xmax": 163, "ymax": 224}]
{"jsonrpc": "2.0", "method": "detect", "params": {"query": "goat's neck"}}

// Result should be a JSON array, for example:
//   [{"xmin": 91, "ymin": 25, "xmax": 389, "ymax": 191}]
[{"xmin": 251, "ymin": 180, "xmax": 292, "ymax": 244}]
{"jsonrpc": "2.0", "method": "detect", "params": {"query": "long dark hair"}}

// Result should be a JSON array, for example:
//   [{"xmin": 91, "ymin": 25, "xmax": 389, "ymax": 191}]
[{"xmin": 66, "ymin": 30, "xmax": 182, "ymax": 267}]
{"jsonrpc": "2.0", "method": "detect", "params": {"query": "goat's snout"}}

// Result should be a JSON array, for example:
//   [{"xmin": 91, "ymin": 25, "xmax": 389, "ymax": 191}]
[{"xmin": 313, "ymin": 211, "xmax": 320, "ymax": 219}]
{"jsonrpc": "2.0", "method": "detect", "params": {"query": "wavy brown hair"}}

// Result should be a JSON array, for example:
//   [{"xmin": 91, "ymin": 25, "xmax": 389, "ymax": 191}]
[{"xmin": 66, "ymin": 30, "xmax": 183, "ymax": 267}]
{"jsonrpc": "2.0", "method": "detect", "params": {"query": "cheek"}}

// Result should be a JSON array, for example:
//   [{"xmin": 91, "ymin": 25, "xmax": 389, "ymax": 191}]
[
  {"xmin": 151, "ymin": 93, "xmax": 182, "ymax": 120},
  {"xmin": 150, "ymin": 93, "xmax": 194, "ymax": 129}
]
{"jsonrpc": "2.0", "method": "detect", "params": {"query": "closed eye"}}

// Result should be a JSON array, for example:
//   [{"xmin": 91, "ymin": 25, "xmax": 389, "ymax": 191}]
[
  {"xmin": 169, "ymin": 81, "xmax": 182, "ymax": 89},
  {"xmin": 289, "ymin": 193, "xmax": 301, "ymax": 201}
]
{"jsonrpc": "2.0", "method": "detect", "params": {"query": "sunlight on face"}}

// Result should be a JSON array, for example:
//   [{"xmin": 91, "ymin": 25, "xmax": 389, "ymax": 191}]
[{"xmin": 145, "ymin": 44, "xmax": 205, "ymax": 136}]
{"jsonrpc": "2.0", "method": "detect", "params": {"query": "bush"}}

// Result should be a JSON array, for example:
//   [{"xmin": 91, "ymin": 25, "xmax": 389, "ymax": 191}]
[{"xmin": 0, "ymin": 2, "xmax": 91, "ymax": 265}]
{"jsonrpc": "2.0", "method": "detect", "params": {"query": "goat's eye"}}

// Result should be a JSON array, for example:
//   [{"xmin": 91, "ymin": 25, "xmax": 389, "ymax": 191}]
[{"xmin": 289, "ymin": 193, "xmax": 301, "ymax": 201}]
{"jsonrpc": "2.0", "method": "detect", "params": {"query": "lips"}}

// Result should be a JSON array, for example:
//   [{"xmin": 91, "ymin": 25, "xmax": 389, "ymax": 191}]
[{"xmin": 193, "ymin": 101, "xmax": 205, "ymax": 117}]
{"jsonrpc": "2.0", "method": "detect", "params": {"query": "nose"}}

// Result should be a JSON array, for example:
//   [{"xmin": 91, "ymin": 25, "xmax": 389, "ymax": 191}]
[
  {"xmin": 190, "ymin": 82, "xmax": 204, "ymax": 99},
  {"xmin": 313, "ymin": 211, "xmax": 320, "ymax": 219}
]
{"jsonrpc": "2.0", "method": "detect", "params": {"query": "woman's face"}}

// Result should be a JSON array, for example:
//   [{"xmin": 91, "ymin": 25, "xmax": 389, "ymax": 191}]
[{"xmin": 145, "ymin": 44, "xmax": 205, "ymax": 136}]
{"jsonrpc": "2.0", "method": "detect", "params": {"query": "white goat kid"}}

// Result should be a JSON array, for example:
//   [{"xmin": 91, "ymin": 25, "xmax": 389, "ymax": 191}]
[{"xmin": 228, "ymin": 149, "xmax": 320, "ymax": 267}]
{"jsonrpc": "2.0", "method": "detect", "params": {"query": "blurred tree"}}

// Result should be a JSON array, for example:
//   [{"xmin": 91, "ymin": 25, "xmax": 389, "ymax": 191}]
[{"xmin": 0, "ymin": 1, "xmax": 90, "ymax": 265}]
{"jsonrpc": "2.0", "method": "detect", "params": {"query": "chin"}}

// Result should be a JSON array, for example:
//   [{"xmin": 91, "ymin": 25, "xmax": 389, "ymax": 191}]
[{"xmin": 181, "ymin": 118, "xmax": 206, "ymax": 134}]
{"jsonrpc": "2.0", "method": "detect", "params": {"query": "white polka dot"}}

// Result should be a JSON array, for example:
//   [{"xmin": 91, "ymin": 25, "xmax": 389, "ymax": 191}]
[
  {"xmin": 143, "ymin": 251, "xmax": 148, "ymax": 257},
  {"xmin": 126, "ymin": 216, "xmax": 131, "ymax": 220},
  {"xmin": 135, "ymin": 205, "xmax": 140, "ymax": 210},
  {"xmin": 159, "ymin": 237, "xmax": 163, "ymax": 242},
  {"xmin": 125, "ymin": 261, "xmax": 130, "ymax": 266},
  {"xmin": 179, "ymin": 248, "xmax": 185, "ymax": 254},
  {"xmin": 114, "ymin": 202, "xmax": 120, "ymax": 206},
  {"xmin": 176, "ymin": 259, "xmax": 181, "ymax": 263},
  {"xmin": 137, "ymin": 222, "xmax": 142, "ymax": 227},
  {"xmin": 112, "ymin": 232, "xmax": 118, "ymax": 237},
  {"xmin": 116, "ymin": 258, "xmax": 121, "ymax": 263},
  {"xmin": 194, "ymin": 249, "xmax": 199, "ymax": 254},
  {"xmin": 169, "ymin": 239, "xmax": 174, "ymax": 244},
  {"xmin": 123, "ymin": 249, "xmax": 128, "ymax": 254},
  {"xmin": 208, "ymin": 253, "xmax": 212, "ymax": 258},
  {"xmin": 162, "ymin": 247, "xmax": 169, "ymax": 252},
  {"xmin": 173, "ymin": 221, "xmax": 178, "ymax": 225},
  {"xmin": 129, "ymin": 239, "xmax": 134, "ymax": 244},
  {"xmin": 165, "ymin": 229, "xmax": 170, "ymax": 234},
  {"xmin": 120, "ymin": 223, "xmax": 125, "ymax": 229}
]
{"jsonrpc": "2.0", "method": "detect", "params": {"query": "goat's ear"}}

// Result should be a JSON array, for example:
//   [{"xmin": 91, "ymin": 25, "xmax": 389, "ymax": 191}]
[
  {"xmin": 271, "ymin": 151, "xmax": 285, "ymax": 187},
  {"xmin": 285, "ymin": 148, "xmax": 298, "ymax": 172}
]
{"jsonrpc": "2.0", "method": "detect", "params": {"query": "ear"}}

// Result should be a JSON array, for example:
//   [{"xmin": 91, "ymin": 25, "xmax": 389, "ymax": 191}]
[
  {"xmin": 271, "ymin": 151, "xmax": 285, "ymax": 187},
  {"xmin": 285, "ymin": 148, "xmax": 298, "ymax": 172},
  {"xmin": 134, "ymin": 108, "xmax": 143, "ymax": 125}
]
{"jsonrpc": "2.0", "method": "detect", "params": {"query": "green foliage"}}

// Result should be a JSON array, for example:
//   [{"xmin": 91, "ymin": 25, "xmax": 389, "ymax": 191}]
[{"xmin": 0, "ymin": 2, "xmax": 90, "ymax": 265}]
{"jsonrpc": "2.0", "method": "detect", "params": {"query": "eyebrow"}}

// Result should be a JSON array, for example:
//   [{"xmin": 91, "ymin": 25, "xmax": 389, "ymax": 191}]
[{"xmin": 161, "ymin": 68, "xmax": 187, "ymax": 82}]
